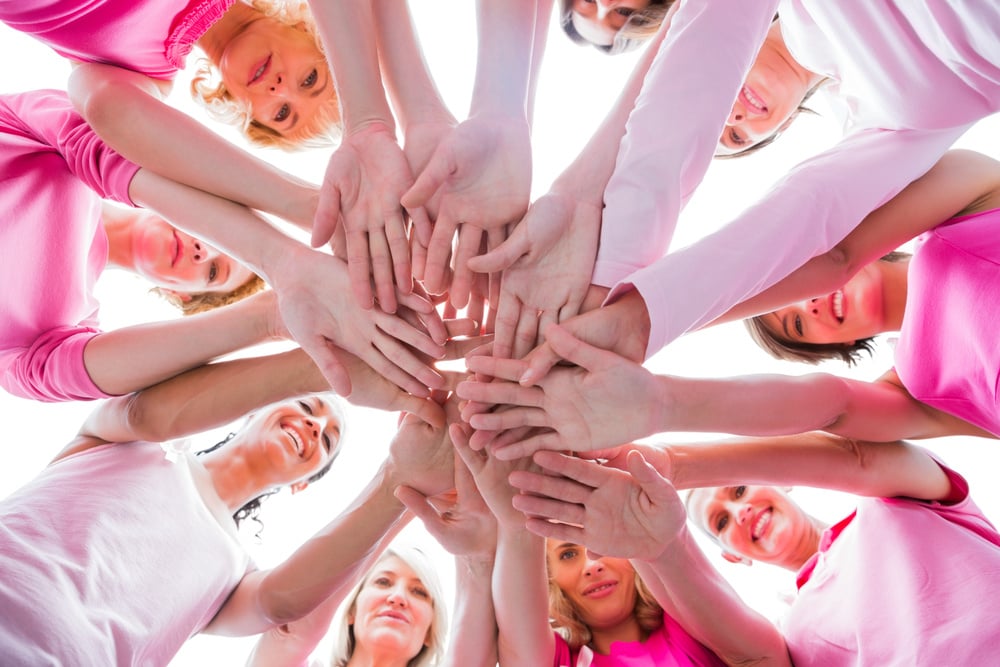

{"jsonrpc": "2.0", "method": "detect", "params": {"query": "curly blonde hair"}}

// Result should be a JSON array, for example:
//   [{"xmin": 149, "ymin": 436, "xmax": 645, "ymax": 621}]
[
  {"xmin": 190, "ymin": 0, "xmax": 341, "ymax": 150},
  {"xmin": 548, "ymin": 563, "xmax": 663, "ymax": 649},
  {"xmin": 156, "ymin": 273, "xmax": 267, "ymax": 315}
]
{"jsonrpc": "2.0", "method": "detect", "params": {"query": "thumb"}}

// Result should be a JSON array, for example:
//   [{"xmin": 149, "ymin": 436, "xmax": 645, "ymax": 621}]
[
  {"xmin": 545, "ymin": 323, "xmax": 614, "ymax": 373},
  {"xmin": 312, "ymin": 186, "xmax": 342, "ymax": 248},
  {"xmin": 394, "ymin": 485, "xmax": 440, "ymax": 525},
  {"xmin": 308, "ymin": 341, "xmax": 353, "ymax": 397},
  {"xmin": 467, "ymin": 224, "xmax": 530, "ymax": 274},
  {"xmin": 403, "ymin": 145, "xmax": 455, "ymax": 210},
  {"xmin": 626, "ymin": 451, "xmax": 675, "ymax": 503}
]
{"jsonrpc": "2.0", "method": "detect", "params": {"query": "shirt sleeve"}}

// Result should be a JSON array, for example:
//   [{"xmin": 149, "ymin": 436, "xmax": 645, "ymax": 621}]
[
  {"xmin": 0, "ymin": 89, "xmax": 139, "ymax": 204},
  {"xmin": 591, "ymin": 0, "xmax": 779, "ymax": 288},
  {"xmin": 0, "ymin": 326, "xmax": 114, "ymax": 402},
  {"xmin": 610, "ymin": 125, "xmax": 971, "ymax": 357}
]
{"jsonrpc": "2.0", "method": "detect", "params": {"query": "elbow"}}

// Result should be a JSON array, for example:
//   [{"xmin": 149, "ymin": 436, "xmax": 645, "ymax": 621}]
[
  {"xmin": 121, "ymin": 391, "xmax": 179, "ymax": 444},
  {"xmin": 814, "ymin": 244, "xmax": 857, "ymax": 292},
  {"xmin": 69, "ymin": 66, "xmax": 133, "ymax": 135},
  {"xmin": 255, "ymin": 578, "xmax": 313, "ymax": 627}
]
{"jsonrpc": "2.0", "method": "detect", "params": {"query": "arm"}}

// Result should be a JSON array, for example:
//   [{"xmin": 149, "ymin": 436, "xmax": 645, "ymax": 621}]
[
  {"xmin": 67, "ymin": 63, "xmax": 318, "ymax": 229},
  {"xmin": 714, "ymin": 149, "xmax": 1000, "ymax": 324}
]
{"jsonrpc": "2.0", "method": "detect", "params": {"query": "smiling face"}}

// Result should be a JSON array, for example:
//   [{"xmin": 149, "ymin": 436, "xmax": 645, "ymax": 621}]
[
  {"xmin": 129, "ymin": 213, "xmax": 255, "ymax": 296},
  {"xmin": 546, "ymin": 541, "xmax": 638, "ymax": 632},
  {"xmin": 717, "ymin": 22, "xmax": 814, "ymax": 155},
  {"xmin": 217, "ymin": 16, "xmax": 335, "ymax": 136},
  {"xmin": 568, "ymin": 0, "xmax": 653, "ymax": 47},
  {"xmin": 350, "ymin": 555, "xmax": 435, "ymax": 661},
  {"xmin": 761, "ymin": 263, "xmax": 887, "ymax": 346},
  {"xmin": 688, "ymin": 485, "xmax": 816, "ymax": 568}
]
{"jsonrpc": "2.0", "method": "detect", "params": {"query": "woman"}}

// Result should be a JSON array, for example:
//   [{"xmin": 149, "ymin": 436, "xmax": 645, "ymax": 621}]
[
  {"xmin": 0, "ymin": 346, "xmax": 459, "ymax": 665},
  {"xmin": 451, "ymin": 425, "xmax": 728, "ymax": 666},
  {"xmin": 509, "ymin": 434, "xmax": 1000, "ymax": 664}
]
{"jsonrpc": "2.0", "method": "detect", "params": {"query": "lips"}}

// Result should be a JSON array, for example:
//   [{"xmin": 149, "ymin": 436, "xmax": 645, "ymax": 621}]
[
  {"xmin": 281, "ymin": 422, "xmax": 310, "ymax": 459},
  {"xmin": 376, "ymin": 609, "xmax": 409, "ymax": 624},
  {"xmin": 830, "ymin": 289, "xmax": 845, "ymax": 323},
  {"xmin": 739, "ymin": 84, "xmax": 768, "ymax": 115},
  {"xmin": 248, "ymin": 54, "xmax": 271, "ymax": 86},
  {"xmin": 751, "ymin": 508, "xmax": 772, "ymax": 541},
  {"xmin": 582, "ymin": 580, "xmax": 618, "ymax": 599},
  {"xmin": 171, "ymin": 230, "xmax": 182, "ymax": 267}
]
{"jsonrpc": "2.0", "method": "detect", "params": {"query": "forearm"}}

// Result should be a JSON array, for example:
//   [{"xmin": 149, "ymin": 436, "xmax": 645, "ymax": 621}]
[
  {"xmin": 82, "ymin": 290, "xmax": 277, "ymax": 396},
  {"xmin": 494, "ymin": 527, "xmax": 554, "ymax": 667},
  {"xmin": 68, "ymin": 63, "xmax": 317, "ymax": 227},
  {"xmin": 81, "ymin": 347, "xmax": 326, "ymax": 445},
  {"xmin": 470, "ymin": 0, "xmax": 536, "ymax": 119},
  {"xmin": 443, "ymin": 554, "xmax": 498, "ymax": 667},
  {"xmin": 639, "ymin": 531, "xmax": 790, "ymax": 667},
  {"xmin": 525, "ymin": 0, "xmax": 553, "ymax": 125}
]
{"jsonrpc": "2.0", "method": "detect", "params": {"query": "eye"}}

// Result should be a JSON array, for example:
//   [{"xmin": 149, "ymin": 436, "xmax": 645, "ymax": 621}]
[
  {"xmin": 615, "ymin": 7, "xmax": 635, "ymax": 17},
  {"xmin": 322, "ymin": 431, "xmax": 332, "ymax": 453},
  {"xmin": 715, "ymin": 514, "xmax": 729, "ymax": 533},
  {"xmin": 794, "ymin": 315, "xmax": 804, "ymax": 337},
  {"xmin": 274, "ymin": 103, "xmax": 291, "ymax": 122},
  {"xmin": 208, "ymin": 262, "xmax": 218, "ymax": 283},
  {"xmin": 297, "ymin": 400, "xmax": 314, "ymax": 415},
  {"xmin": 302, "ymin": 68, "xmax": 318, "ymax": 88},
  {"xmin": 373, "ymin": 576, "xmax": 391, "ymax": 587},
  {"xmin": 728, "ymin": 127, "xmax": 746, "ymax": 147},
  {"xmin": 412, "ymin": 585, "xmax": 430, "ymax": 599},
  {"xmin": 734, "ymin": 486, "xmax": 746, "ymax": 498},
  {"xmin": 559, "ymin": 548, "xmax": 578, "ymax": 561}
]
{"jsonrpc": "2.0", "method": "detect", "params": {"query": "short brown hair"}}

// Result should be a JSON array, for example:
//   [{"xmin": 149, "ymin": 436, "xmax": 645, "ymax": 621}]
[{"xmin": 157, "ymin": 273, "xmax": 267, "ymax": 315}]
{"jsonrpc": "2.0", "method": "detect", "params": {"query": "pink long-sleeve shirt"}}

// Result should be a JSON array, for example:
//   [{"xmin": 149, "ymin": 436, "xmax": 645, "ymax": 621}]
[
  {"xmin": 594, "ymin": 0, "xmax": 1000, "ymax": 357},
  {"xmin": 0, "ymin": 89, "xmax": 139, "ymax": 401}
]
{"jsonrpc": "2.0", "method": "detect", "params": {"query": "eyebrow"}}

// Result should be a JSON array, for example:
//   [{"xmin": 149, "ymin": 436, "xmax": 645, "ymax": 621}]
[{"xmin": 282, "ymin": 73, "xmax": 328, "ymax": 133}]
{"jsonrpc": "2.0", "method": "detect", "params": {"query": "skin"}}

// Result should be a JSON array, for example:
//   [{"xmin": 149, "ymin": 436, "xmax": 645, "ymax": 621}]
[
  {"xmin": 687, "ymin": 485, "xmax": 824, "ymax": 570},
  {"xmin": 716, "ymin": 21, "xmax": 822, "ymax": 154},
  {"xmin": 102, "ymin": 205, "xmax": 255, "ymax": 296},
  {"xmin": 545, "ymin": 540, "xmax": 644, "ymax": 652},
  {"xmin": 570, "ymin": 0, "xmax": 652, "ymax": 47},
  {"xmin": 347, "ymin": 556, "xmax": 435, "ymax": 666}
]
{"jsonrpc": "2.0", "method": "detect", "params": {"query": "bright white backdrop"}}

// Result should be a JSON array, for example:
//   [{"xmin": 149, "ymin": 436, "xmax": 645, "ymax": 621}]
[{"xmin": 1, "ymin": 4, "xmax": 999, "ymax": 665}]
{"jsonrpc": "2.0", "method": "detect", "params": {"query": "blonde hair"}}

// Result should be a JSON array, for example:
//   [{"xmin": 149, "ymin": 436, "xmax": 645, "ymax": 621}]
[
  {"xmin": 559, "ymin": 0, "xmax": 674, "ymax": 55},
  {"xmin": 156, "ymin": 273, "xmax": 267, "ymax": 315},
  {"xmin": 548, "ymin": 562, "xmax": 662, "ymax": 650},
  {"xmin": 190, "ymin": 0, "xmax": 341, "ymax": 150},
  {"xmin": 329, "ymin": 547, "xmax": 448, "ymax": 667}
]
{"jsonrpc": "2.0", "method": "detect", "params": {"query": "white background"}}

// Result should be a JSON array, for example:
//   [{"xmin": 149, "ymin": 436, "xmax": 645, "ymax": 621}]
[{"xmin": 1, "ymin": 3, "xmax": 999, "ymax": 665}]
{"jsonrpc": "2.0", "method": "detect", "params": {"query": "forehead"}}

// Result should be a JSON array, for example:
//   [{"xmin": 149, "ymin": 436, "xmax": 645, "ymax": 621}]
[{"xmin": 686, "ymin": 487, "xmax": 728, "ymax": 527}]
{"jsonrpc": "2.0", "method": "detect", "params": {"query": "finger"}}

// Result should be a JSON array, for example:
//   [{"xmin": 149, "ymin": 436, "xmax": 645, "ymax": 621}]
[
  {"xmin": 451, "ymin": 422, "xmax": 487, "ymax": 473},
  {"xmin": 532, "ymin": 451, "xmax": 611, "ymax": 488},
  {"xmin": 524, "ymin": 517, "xmax": 585, "ymax": 544},
  {"xmin": 304, "ymin": 338, "xmax": 353, "ymax": 396},
  {"xmin": 513, "ymin": 495, "xmax": 585, "ymax": 527},
  {"xmin": 507, "ymin": 469, "xmax": 593, "ymax": 505},
  {"xmin": 518, "ymin": 341, "xmax": 562, "ymax": 386},
  {"xmin": 407, "ymin": 202, "xmax": 434, "ymax": 249},
  {"xmin": 410, "ymin": 231, "xmax": 429, "ymax": 282},
  {"xmin": 465, "ymin": 354, "xmax": 529, "ymax": 383},
  {"xmin": 485, "ymin": 226, "xmax": 506, "ymax": 315},
  {"xmin": 385, "ymin": 208, "xmax": 413, "ymax": 295},
  {"xmin": 449, "ymin": 225, "xmax": 481, "ymax": 309},
  {"xmin": 362, "ymin": 344, "xmax": 434, "ymax": 397},
  {"xmin": 626, "ymin": 451, "xmax": 676, "ymax": 502},
  {"xmin": 492, "ymin": 430, "xmax": 564, "ymax": 461},
  {"xmin": 545, "ymin": 323, "xmax": 616, "ymax": 374},
  {"xmin": 438, "ymin": 370, "xmax": 466, "ymax": 394},
  {"xmin": 376, "ymin": 312, "xmax": 446, "ymax": 360},
  {"xmin": 445, "ymin": 319, "xmax": 481, "ymax": 339},
  {"xmin": 423, "ymin": 213, "xmax": 459, "ymax": 294},
  {"xmin": 371, "ymin": 333, "xmax": 445, "ymax": 391},
  {"xmin": 466, "ymin": 272, "xmax": 488, "ymax": 335},
  {"xmin": 466, "ymin": 223, "xmax": 529, "ymax": 274},
  {"xmin": 512, "ymin": 306, "xmax": 540, "ymax": 360},
  {"xmin": 538, "ymin": 309, "xmax": 559, "ymax": 342},
  {"xmin": 369, "ymin": 229, "xmax": 398, "ymax": 313},
  {"xmin": 394, "ymin": 395, "xmax": 447, "ymax": 429},
  {"xmin": 444, "ymin": 334, "xmax": 492, "ymax": 360},
  {"xmin": 468, "ymin": 428, "xmax": 500, "ymax": 451},
  {"xmin": 453, "ymin": 450, "xmax": 480, "ymax": 502},
  {"xmin": 346, "ymin": 228, "xmax": 375, "ymax": 309},
  {"xmin": 394, "ymin": 485, "xmax": 442, "ymax": 526},
  {"xmin": 456, "ymin": 377, "xmax": 543, "ymax": 407},
  {"xmin": 470, "ymin": 406, "xmax": 548, "ymax": 432},
  {"xmin": 312, "ymin": 183, "xmax": 342, "ymax": 248},
  {"xmin": 402, "ymin": 145, "xmax": 454, "ymax": 210},
  {"xmin": 491, "ymin": 290, "xmax": 522, "ymax": 360}
]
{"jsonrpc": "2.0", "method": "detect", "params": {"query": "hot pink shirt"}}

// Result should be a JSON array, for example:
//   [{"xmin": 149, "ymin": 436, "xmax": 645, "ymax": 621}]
[
  {"xmin": 0, "ymin": 0, "xmax": 233, "ymax": 79},
  {"xmin": 894, "ymin": 208, "xmax": 1000, "ymax": 436},
  {"xmin": 0, "ymin": 440, "xmax": 251, "ymax": 665},
  {"xmin": 782, "ymin": 462, "xmax": 1000, "ymax": 664},
  {"xmin": 594, "ymin": 0, "xmax": 999, "ymax": 357},
  {"xmin": 552, "ymin": 613, "xmax": 725, "ymax": 667},
  {"xmin": 0, "ymin": 89, "xmax": 139, "ymax": 401}
]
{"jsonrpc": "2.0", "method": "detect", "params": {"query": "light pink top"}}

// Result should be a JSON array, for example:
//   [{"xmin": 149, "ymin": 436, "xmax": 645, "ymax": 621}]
[
  {"xmin": 0, "ymin": 90, "xmax": 140, "ymax": 402},
  {"xmin": 0, "ymin": 440, "xmax": 251, "ymax": 665},
  {"xmin": 894, "ymin": 208, "xmax": 1000, "ymax": 436},
  {"xmin": 552, "ymin": 613, "xmax": 725, "ymax": 667},
  {"xmin": 0, "ymin": 0, "xmax": 233, "ymax": 79},
  {"xmin": 594, "ymin": 0, "xmax": 1000, "ymax": 357},
  {"xmin": 782, "ymin": 462, "xmax": 1000, "ymax": 664}
]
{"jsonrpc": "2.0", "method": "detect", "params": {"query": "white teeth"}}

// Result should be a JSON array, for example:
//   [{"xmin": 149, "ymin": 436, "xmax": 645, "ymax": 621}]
[
  {"xmin": 833, "ymin": 290, "xmax": 844, "ymax": 320},
  {"xmin": 254, "ymin": 65, "xmax": 265, "ymax": 81},
  {"xmin": 743, "ymin": 85, "xmax": 766, "ymax": 112},
  {"xmin": 285, "ymin": 427, "xmax": 303, "ymax": 455},
  {"xmin": 752, "ymin": 509, "xmax": 770, "ymax": 540}
]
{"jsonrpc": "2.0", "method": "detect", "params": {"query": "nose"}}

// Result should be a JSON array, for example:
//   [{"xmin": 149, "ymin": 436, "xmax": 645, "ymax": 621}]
[
  {"xmin": 800, "ymin": 297, "xmax": 821, "ymax": 317},
  {"xmin": 727, "ymin": 102, "xmax": 745, "ymax": 126},
  {"xmin": 303, "ymin": 417, "xmax": 322, "ymax": 441},
  {"xmin": 268, "ymin": 73, "xmax": 286, "ymax": 95},
  {"xmin": 190, "ymin": 239, "xmax": 218, "ymax": 264},
  {"xmin": 733, "ymin": 503, "xmax": 753, "ymax": 525},
  {"xmin": 583, "ymin": 557, "xmax": 605, "ymax": 577},
  {"xmin": 386, "ymin": 585, "xmax": 409, "ymax": 607}
]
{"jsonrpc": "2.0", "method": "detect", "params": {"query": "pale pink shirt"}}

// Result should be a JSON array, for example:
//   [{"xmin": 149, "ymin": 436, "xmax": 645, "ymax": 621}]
[
  {"xmin": 894, "ymin": 208, "xmax": 1000, "ymax": 436},
  {"xmin": 0, "ymin": 89, "xmax": 139, "ymax": 401},
  {"xmin": 594, "ymin": 0, "xmax": 999, "ymax": 357},
  {"xmin": 782, "ymin": 462, "xmax": 1000, "ymax": 664},
  {"xmin": 0, "ymin": 440, "xmax": 251, "ymax": 665},
  {"xmin": 0, "ymin": 0, "xmax": 233, "ymax": 79}
]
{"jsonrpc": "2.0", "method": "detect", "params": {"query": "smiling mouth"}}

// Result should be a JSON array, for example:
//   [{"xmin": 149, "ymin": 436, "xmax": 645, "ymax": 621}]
[
  {"xmin": 583, "ymin": 581, "xmax": 617, "ymax": 598},
  {"xmin": 171, "ymin": 230, "xmax": 182, "ymax": 267},
  {"xmin": 249, "ymin": 54, "xmax": 271, "ymax": 85},
  {"xmin": 751, "ymin": 508, "xmax": 772, "ymax": 541},
  {"xmin": 831, "ymin": 289, "xmax": 845, "ymax": 323},
  {"xmin": 282, "ymin": 424, "xmax": 307, "ymax": 457},
  {"xmin": 740, "ymin": 85, "xmax": 768, "ymax": 114}
]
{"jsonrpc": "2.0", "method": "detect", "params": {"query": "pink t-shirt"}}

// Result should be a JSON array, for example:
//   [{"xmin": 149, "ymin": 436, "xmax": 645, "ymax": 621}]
[
  {"xmin": 552, "ymin": 613, "xmax": 725, "ymax": 667},
  {"xmin": 782, "ymin": 462, "xmax": 1000, "ymax": 665},
  {"xmin": 594, "ymin": 0, "xmax": 999, "ymax": 357},
  {"xmin": 894, "ymin": 208, "xmax": 1000, "ymax": 436},
  {"xmin": 0, "ymin": 440, "xmax": 251, "ymax": 665},
  {"xmin": 0, "ymin": 89, "xmax": 139, "ymax": 401},
  {"xmin": 0, "ymin": 0, "xmax": 233, "ymax": 79}
]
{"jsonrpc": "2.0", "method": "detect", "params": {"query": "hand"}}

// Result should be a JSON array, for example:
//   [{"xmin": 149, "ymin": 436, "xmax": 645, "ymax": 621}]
[
  {"xmin": 510, "ymin": 450, "xmax": 686, "ymax": 561},
  {"xmin": 395, "ymin": 452, "xmax": 498, "ymax": 559},
  {"xmin": 335, "ymin": 348, "xmax": 446, "ymax": 427},
  {"xmin": 386, "ymin": 394, "xmax": 461, "ymax": 497},
  {"xmin": 401, "ymin": 116, "xmax": 458, "ymax": 235},
  {"xmin": 313, "ymin": 123, "xmax": 427, "ymax": 312},
  {"xmin": 519, "ymin": 290, "xmax": 652, "ymax": 386},
  {"xmin": 451, "ymin": 421, "xmax": 536, "ymax": 529},
  {"xmin": 457, "ymin": 324, "xmax": 661, "ymax": 459},
  {"xmin": 403, "ymin": 114, "xmax": 532, "ymax": 295},
  {"xmin": 469, "ymin": 190, "xmax": 602, "ymax": 359},
  {"xmin": 269, "ymin": 246, "xmax": 445, "ymax": 397}
]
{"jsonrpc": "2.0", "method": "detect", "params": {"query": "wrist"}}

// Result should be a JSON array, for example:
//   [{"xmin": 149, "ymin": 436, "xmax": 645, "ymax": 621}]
[
  {"xmin": 343, "ymin": 118, "xmax": 397, "ymax": 141},
  {"xmin": 606, "ymin": 290, "xmax": 651, "ymax": 362}
]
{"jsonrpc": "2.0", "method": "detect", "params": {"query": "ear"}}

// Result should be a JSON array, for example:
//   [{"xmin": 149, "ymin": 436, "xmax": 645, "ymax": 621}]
[
  {"xmin": 160, "ymin": 288, "xmax": 193, "ymax": 303},
  {"xmin": 290, "ymin": 480, "xmax": 310, "ymax": 495},
  {"xmin": 722, "ymin": 550, "xmax": 752, "ymax": 566}
]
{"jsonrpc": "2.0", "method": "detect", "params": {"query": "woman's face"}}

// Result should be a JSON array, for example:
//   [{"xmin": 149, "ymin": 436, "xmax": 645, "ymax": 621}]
[
  {"xmin": 687, "ymin": 485, "xmax": 813, "ymax": 567},
  {"xmin": 130, "ymin": 213, "xmax": 255, "ymax": 295},
  {"xmin": 235, "ymin": 396, "xmax": 342, "ymax": 489},
  {"xmin": 569, "ymin": 0, "xmax": 652, "ymax": 47},
  {"xmin": 217, "ymin": 17, "xmax": 335, "ymax": 136},
  {"xmin": 547, "ymin": 540, "xmax": 637, "ymax": 630},
  {"xmin": 716, "ymin": 23, "xmax": 813, "ymax": 154},
  {"xmin": 760, "ymin": 262, "xmax": 887, "ymax": 346},
  {"xmin": 351, "ymin": 555, "xmax": 435, "ymax": 660}
]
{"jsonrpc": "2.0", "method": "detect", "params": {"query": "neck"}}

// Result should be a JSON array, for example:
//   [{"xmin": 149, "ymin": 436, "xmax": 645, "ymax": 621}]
[
  {"xmin": 765, "ymin": 21, "xmax": 824, "ymax": 92},
  {"xmin": 344, "ymin": 644, "xmax": 414, "ymax": 667},
  {"xmin": 780, "ymin": 516, "xmax": 827, "ymax": 571},
  {"xmin": 589, "ymin": 615, "xmax": 645, "ymax": 655},
  {"xmin": 197, "ymin": 2, "xmax": 260, "ymax": 64},
  {"xmin": 100, "ymin": 201, "xmax": 138, "ymax": 271},
  {"xmin": 880, "ymin": 259, "xmax": 910, "ymax": 332},
  {"xmin": 200, "ymin": 444, "xmax": 269, "ymax": 514}
]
